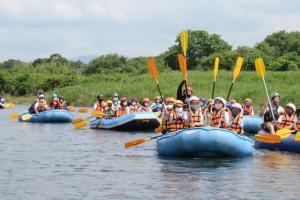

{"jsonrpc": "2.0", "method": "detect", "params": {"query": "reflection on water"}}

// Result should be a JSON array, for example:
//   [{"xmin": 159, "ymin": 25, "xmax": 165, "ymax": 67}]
[{"xmin": 1, "ymin": 106, "xmax": 300, "ymax": 199}]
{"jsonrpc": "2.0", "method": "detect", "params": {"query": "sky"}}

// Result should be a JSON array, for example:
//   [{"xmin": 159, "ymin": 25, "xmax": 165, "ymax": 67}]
[{"xmin": 0, "ymin": 0, "xmax": 299, "ymax": 61}]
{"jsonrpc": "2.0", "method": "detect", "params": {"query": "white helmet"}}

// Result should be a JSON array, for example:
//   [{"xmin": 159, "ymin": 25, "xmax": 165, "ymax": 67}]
[
  {"xmin": 232, "ymin": 103, "xmax": 242, "ymax": 110},
  {"xmin": 214, "ymin": 97, "xmax": 226, "ymax": 106},
  {"xmin": 286, "ymin": 103, "xmax": 296, "ymax": 112},
  {"xmin": 271, "ymin": 92, "xmax": 280, "ymax": 100},
  {"xmin": 190, "ymin": 96, "xmax": 199, "ymax": 103}
]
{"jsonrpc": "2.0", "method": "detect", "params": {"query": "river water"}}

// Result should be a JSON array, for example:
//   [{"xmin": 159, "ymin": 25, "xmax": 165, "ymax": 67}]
[{"xmin": 1, "ymin": 106, "xmax": 300, "ymax": 200}]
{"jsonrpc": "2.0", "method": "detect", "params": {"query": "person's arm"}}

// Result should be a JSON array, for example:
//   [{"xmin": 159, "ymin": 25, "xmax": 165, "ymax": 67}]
[
  {"xmin": 224, "ymin": 111, "xmax": 230, "ymax": 127},
  {"xmin": 176, "ymin": 80, "xmax": 185, "ymax": 101},
  {"xmin": 34, "ymin": 102, "xmax": 39, "ymax": 113}
]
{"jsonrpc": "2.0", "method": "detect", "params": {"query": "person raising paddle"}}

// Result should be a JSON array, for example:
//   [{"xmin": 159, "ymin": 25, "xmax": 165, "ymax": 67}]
[{"xmin": 260, "ymin": 92, "xmax": 284, "ymax": 134}]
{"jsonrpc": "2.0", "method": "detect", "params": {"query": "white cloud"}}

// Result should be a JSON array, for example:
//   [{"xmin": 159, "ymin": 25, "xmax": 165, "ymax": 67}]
[{"xmin": 0, "ymin": 0, "xmax": 299, "ymax": 61}]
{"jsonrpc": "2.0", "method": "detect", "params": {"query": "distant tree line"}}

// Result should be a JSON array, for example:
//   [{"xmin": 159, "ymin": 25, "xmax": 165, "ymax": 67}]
[{"xmin": 0, "ymin": 30, "xmax": 299, "ymax": 95}]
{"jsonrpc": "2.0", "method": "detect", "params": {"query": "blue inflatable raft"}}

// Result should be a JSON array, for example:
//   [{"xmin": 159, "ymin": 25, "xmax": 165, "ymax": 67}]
[
  {"xmin": 90, "ymin": 112, "xmax": 161, "ymax": 131},
  {"xmin": 255, "ymin": 130, "xmax": 300, "ymax": 153},
  {"xmin": 18, "ymin": 110, "xmax": 73, "ymax": 123},
  {"xmin": 243, "ymin": 115, "xmax": 263, "ymax": 133},
  {"xmin": 156, "ymin": 127, "xmax": 254, "ymax": 158}
]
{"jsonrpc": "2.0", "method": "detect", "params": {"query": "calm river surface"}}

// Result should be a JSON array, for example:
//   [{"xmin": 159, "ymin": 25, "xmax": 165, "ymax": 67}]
[{"xmin": 1, "ymin": 106, "xmax": 300, "ymax": 200}]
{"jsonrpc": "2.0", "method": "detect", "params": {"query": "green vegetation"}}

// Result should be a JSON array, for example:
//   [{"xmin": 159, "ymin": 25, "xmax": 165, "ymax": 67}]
[{"xmin": 0, "ymin": 29, "xmax": 299, "ymax": 109}]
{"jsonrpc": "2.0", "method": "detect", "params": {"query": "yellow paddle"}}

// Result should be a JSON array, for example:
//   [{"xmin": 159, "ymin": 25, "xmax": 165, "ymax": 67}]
[
  {"xmin": 212, "ymin": 57, "xmax": 220, "ymax": 99},
  {"xmin": 147, "ymin": 57, "xmax": 165, "ymax": 133},
  {"xmin": 255, "ymin": 58, "xmax": 275, "ymax": 120},
  {"xmin": 68, "ymin": 104, "xmax": 75, "ymax": 111},
  {"xmin": 77, "ymin": 107, "xmax": 88, "ymax": 113},
  {"xmin": 180, "ymin": 30, "xmax": 188, "ymax": 57},
  {"xmin": 147, "ymin": 57, "xmax": 164, "ymax": 100},
  {"xmin": 255, "ymin": 128, "xmax": 295, "ymax": 143},
  {"xmin": 226, "ymin": 57, "xmax": 243, "ymax": 101},
  {"xmin": 72, "ymin": 111, "xmax": 106, "ymax": 128},
  {"xmin": 178, "ymin": 53, "xmax": 193, "ymax": 126},
  {"xmin": 294, "ymin": 131, "xmax": 300, "ymax": 141},
  {"xmin": 125, "ymin": 135, "xmax": 163, "ymax": 148},
  {"xmin": 21, "ymin": 114, "xmax": 32, "ymax": 121}
]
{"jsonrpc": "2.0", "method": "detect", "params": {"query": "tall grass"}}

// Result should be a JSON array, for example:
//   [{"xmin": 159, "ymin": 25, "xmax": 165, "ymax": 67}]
[{"xmin": 12, "ymin": 70, "xmax": 300, "ymax": 112}]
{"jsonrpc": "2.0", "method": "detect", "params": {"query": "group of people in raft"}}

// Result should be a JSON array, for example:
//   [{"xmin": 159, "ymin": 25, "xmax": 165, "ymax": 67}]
[
  {"xmin": 28, "ymin": 90, "xmax": 68, "ymax": 114},
  {"xmin": 27, "ymin": 81, "xmax": 300, "ymax": 135},
  {"xmin": 92, "ymin": 81, "xmax": 300, "ymax": 135}
]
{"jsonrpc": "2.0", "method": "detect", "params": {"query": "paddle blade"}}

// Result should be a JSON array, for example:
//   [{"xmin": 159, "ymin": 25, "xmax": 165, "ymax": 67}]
[
  {"xmin": 147, "ymin": 57, "xmax": 159, "ymax": 82},
  {"xmin": 72, "ymin": 118, "xmax": 86, "ymax": 124},
  {"xmin": 213, "ymin": 57, "xmax": 220, "ymax": 82},
  {"xmin": 91, "ymin": 111, "xmax": 106, "ymax": 118},
  {"xmin": 21, "ymin": 114, "xmax": 32, "ymax": 121},
  {"xmin": 68, "ymin": 105, "xmax": 75, "ymax": 111},
  {"xmin": 255, "ymin": 133, "xmax": 281, "ymax": 144},
  {"xmin": 9, "ymin": 113, "xmax": 20, "ymax": 119},
  {"xmin": 255, "ymin": 58, "xmax": 266, "ymax": 77},
  {"xmin": 178, "ymin": 54, "xmax": 187, "ymax": 80},
  {"xmin": 275, "ymin": 128, "xmax": 292, "ymax": 139},
  {"xmin": 78, "ymin": 108, "xmax": 88, "ymax": 113},
  {"xmin": 232, "ymin": 57, "xmax": 243, "ymax": 83},
  {"xmin": 74, "ymin": 120, "xmax": 89, "ymax": 129},
  {"xmin": 180, "ymin": 30, "xmax": 188, "ymax": 56},
  {"xmin": 124, "ymin": 138, "xmax": 151, "ymax": 148},
  {"xmin": 294, "ymin": 132, "xmax": 300, "ymax": 141}
]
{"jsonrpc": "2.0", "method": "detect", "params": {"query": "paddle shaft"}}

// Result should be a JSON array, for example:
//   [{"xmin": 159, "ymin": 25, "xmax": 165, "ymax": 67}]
[
  {"xmin": 226, "ymin": 83, "xmax": 234, "ymax": 101},
  {"xmin": 262, "ymin": 76, "xmax": 275, "ymax": 120},
  {"xmin": 212, "ymin": 81, "xmax": 216, "ymax": 99},
  {"xmin": 156, "ymin": 83, "xmax": 164, "ymax": 102}
]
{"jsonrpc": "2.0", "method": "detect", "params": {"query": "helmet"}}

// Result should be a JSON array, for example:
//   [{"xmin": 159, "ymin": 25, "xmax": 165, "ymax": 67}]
[
  {"xmin": 38, "ymin": 94, "xmax": 45, "ymax": 99},
  {"xmin": 106, "ymin": 100, "xmax": 113, "ymax": 104},
  {"xmin": 155, "ymin": 96, "xmax": 161, "ymax": 100},
  {"xmin": 97, "ymin": 94, "xmax": 104, "ymax": 100},
  {"xmin": 232, "ymin": 103, "xmax": 242, "ymax": 110},
  {"xmin": 214, "ymin": 97, "xmax": 226, "ymax": 106},
  {"xmin": 184, "ymin": 86, "xmax": 193, "ymax": 93},
  {"xmin": 52, "ymin": 93, "xmax": 58, "ymax": 98},
  {"xmin": 271, "ymin": 92, "xmax": 280, "ymax": 100},
  {"xmin": 112, "ymin": 93, "xmax": 119, "ymax": 98},
  {"xmin": 165, "ymin": 97, "xmax": 175, "ymax": 103},
  {"xmin": 175, "ymin": 100, "xmax": 184, "ymax": 106},
  {"xmin": 190, "ymin": 96, "xmax": 199, "ymax": 103},
  {"xmin": 230, "ymin": 99, "xmax": 237, "ymax": 104},
  {"xmin": 286, "ymin": 103, "xmax": 296, "ymax": 112},
  {"xmin": 199, "ymin": 97, "xmax": 207, "ymax": 103},
  {"xmin": 245, "ymin": 99, "xmax": 252, "ymax": 103},
  {"xmin": 120, "ymin": 97, "xmax": 127, "ymax": 102},
  {"xmin": 226, "ymin": 102, "xmax": 233, "ymax": 108},
  {"xmin": 207, "ymin": 99, "xmax": 214, "ymax": 106},
  {"xmin": 130, "ymin": 99, "xmax": 136, "ymax": 103},
  {"xmin": 143, "ymin": 98, "xmax": 150, "ymax": 102}
]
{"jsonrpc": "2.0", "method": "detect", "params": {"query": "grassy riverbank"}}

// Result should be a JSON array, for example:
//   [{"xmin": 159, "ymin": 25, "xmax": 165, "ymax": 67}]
[{"xmin": 8, "ymin": 70, "xmax": 300, "ymax": 111}]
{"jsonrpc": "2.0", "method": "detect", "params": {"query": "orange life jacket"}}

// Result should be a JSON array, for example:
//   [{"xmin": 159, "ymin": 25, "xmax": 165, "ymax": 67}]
[
  {"xmin": 279, "ymin": 111, "xmax": 295, "ymax": 129},
  {"xmin": 37, "ymin": 100, "xmax": 47, "ymax": 112},
  {"xmin": 211, "ymin": 109, "xmax": 227, "ymax": 128},
  {"xmin": 243, "ymin": 105, "xmax": 254, "ymax": 116},
  {"xmin": 58, "ymin": 101, "xmax": 66, "ymax": 110},
  {"xmin": 168, "ymin": 112, "xmax": 185, "ymax": 132},
  {"xmin": 130, "ymin": 105, "xmax": 138, "ymax": 113},
  {"xmin": 117, "ymin": 106, "xmax": 128, "ymax": 117},
  {"xmin": 50, "ymin": 99, "xmax": 59, "ymax": 109},
  {"xmin": 140, "ymin": 106, "xmax": 152, "ymax": 112},
  {"xmin": 228, "ymin": 113, "xmax": 243, "ymax": 134},
  {"xmin": 94, "ymin": 101, "xmax": 106, "ymax": 112},
  {"xmin": 162, "ymin": 110, "xmax": 177, "ymax": 132},
  {"xmin": 186, "ymin": 108, "xmax": 202, "ymax": 128}
]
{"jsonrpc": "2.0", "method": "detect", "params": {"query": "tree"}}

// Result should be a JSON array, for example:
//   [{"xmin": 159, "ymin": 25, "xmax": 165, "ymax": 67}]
[
  {"xmin": 85, "ymin": 54, "xmax": 127, "ymax": 74},
  {"xmin": 164, "ymin": 30, "xmax": 232, "ymax": 70}
]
